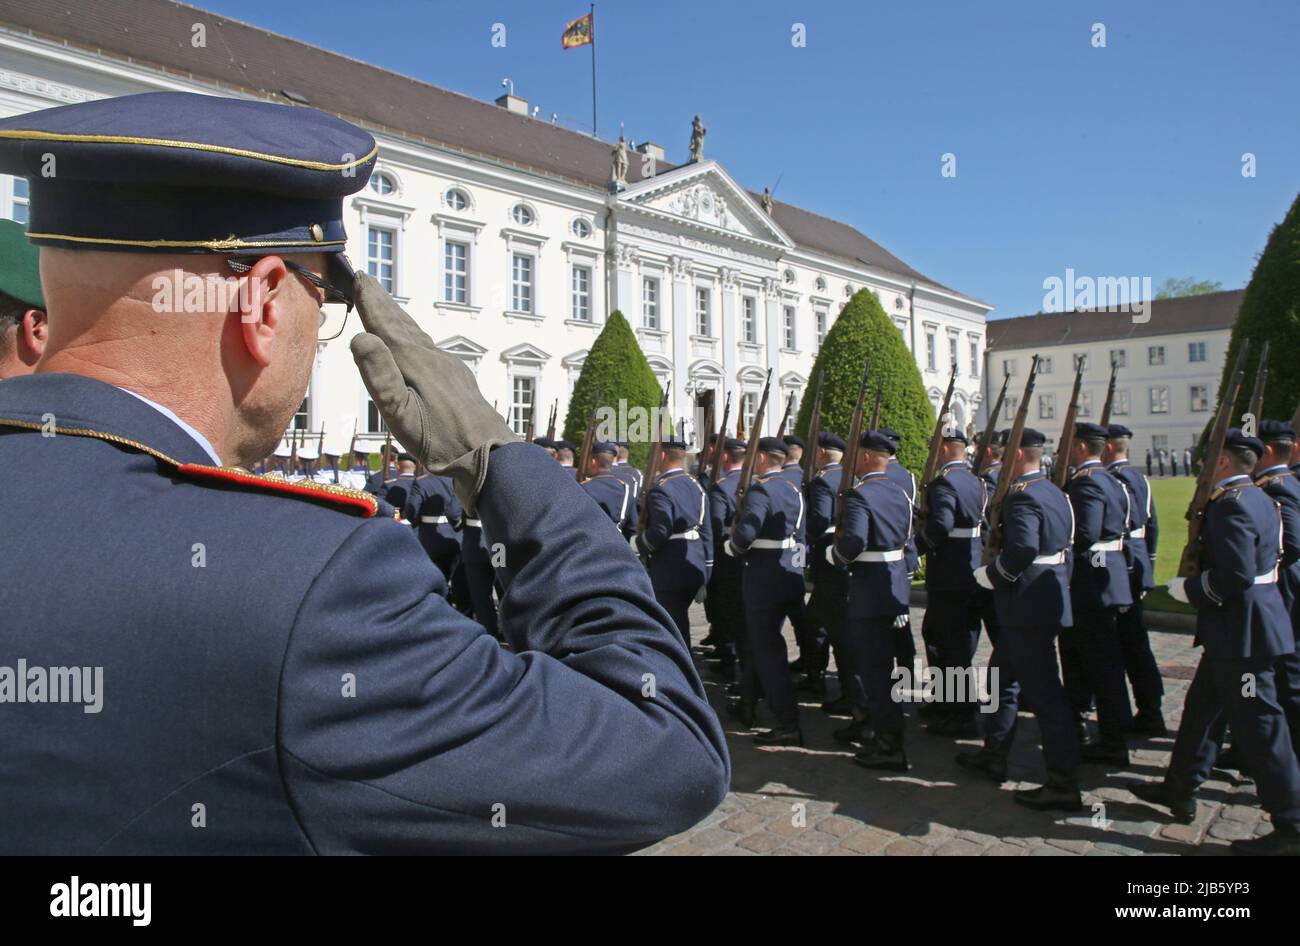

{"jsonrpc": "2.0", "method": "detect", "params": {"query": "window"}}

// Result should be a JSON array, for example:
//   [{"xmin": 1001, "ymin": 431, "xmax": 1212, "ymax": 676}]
[
  {"xmin": 740, "ymin": 391, "xmax": 757, "ymax": 435},
  {"xmin": 742, "ymin": 297, "xmax": 757, "ymax": 344},
  {"xmin": 815, "ymin": 308, "xmax": 828, "ymax": 348},
  {"xmin": 1077, "ymin": 391, "xmax": 1093, "ymax": 417},
  {"xmin": 1003, "ymin": 395, "xmax": 1019, "ymax": 419},
  {"xmin": 511, "ymin": 254, "xmax": 534, "ymax": 313},
  {"xmin": 695, "ymin": 287, "xmax": 712, "ymax": 336},
  {"xmin": 1152, "ymin": 435, "xmax": 1169, "ymax": 454},
  {"xmin": 783, "ymin": 306, "xmax": 797, "ymax": 350},
  {"xmin": 445, "ymin": 188, "xmax": 468, "ymax": 210},
  {"xmin": 292, "ymin": 398, "xmax": 309, "ymax": 431},
  {"xmin": 444, "ymin": 240, "xmax": 468, "ymax": 304},
  {"xmin": 571, "ymin": 218, "xmax": 591, "ymax": 238},
  {"xmin": 1039, "ymin": 393, "xmax": 1055, "ymax": 420},
  {"xmin": 1110, "ymin": 349, "xmax": 1127, "ymax": 368},
  {"xmin": 1003, "ymin": 358, "xmax": 1017, "ymax": 376},
  {"xmin": 4, "ymin": 176, "xmax": 29, "ymax": 224},
  {"xmin": 970, "ymin": 341, "xmax": 980, "ymax": 378},
  {"xmin": 815, "ymin": 276, "xmax": 827, "ymax": 291},
  {"xmin": 510, "ymin": 376, "xmax": 534, "ymax": 437},
  {"xmin": 1073, "ymin": 353, "xmax": 1088, "ymax": 372},
  {"xmin": 1040, "ymin": 356, "xmax": 1054, "ymax": 375},
  {"xmin": 1189, "ymin": 341, "xmax": 1207, "ymax": 363},
  {"xmin": 1149, "ymin": 386, "xmax": 1170, "ymax": 414},
  {"xmin": 1149, "ymin": 345, "xmax": 1166, "ymax": 366},
  {"xmin": 783, "ymin": 269, "xmax": 796, "ymax": 285},
  {"xmin": 570, "ymin": 265, "xmax": 591, "ymax": 321},
  {"xmin": 949, "ymin": 336, "xmax": 959, "ymax": 375},
  {"xmin": 365, "ymin": 395, "xmax": 388, "ymax": 434},
  {"xmin": 1113, "ymin": 390, "xmax": 1130, "ymax": 416},
  {"xmin": 642, "ymin": 277, "xmax": 659, "ymax": 330},
  {"xmin": 926, "ymin": 332, "xmax": 937, "ymax": 371},
  {"xmin": 511, "ymin": 204, "xmax": 534, "ymax": 226},
  {"xmin": 366, "ymin": 226, "xmax": 395, "ymax": 293},
  {"xmin": 1190, "ymin": 384, "xmax": 1209, "ymax": 412},
  {"xmin": 368, "ymin": 172, "xmax": 395, "ymax": 195}
]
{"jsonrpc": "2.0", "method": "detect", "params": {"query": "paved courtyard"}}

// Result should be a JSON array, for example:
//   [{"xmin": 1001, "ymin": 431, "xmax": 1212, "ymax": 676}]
[{"xmin": 640, "ymin": 603, "xmax": 1270, "ymax": 856}]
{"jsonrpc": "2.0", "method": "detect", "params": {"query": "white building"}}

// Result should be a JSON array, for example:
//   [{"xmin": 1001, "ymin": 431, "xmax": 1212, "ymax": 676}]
[
  {"xmin": 981, "ymin": 290, "xmax": 1243, "ymax": 464},
  {"xmin": 0, "ymin": 0, "xmax": 991, "ymax": 452}
]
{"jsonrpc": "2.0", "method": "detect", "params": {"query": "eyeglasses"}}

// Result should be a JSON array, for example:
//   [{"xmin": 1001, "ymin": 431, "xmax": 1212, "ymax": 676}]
[{"xmin": 227, "ymin": 256, "xmax": 353, "ymax": 341}]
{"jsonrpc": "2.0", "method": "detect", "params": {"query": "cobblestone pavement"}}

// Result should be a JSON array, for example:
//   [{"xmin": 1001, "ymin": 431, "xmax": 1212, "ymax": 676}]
[{"xmin": 640, "ymin": 604, "xmax": 1270, "ymax": 856}]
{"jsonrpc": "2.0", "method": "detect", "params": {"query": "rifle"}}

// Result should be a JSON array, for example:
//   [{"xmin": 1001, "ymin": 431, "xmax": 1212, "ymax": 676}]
[
  {"xmin": 775, "ymin": 391, "xmax": 795, "ymax": 438},
  {"xmin": 525, "ymin": 396, "xmax": 536, "ymax": 442},
  {"xmin": 546, "ymin": 400, "xmax": 557, "ymax": 441},
  {"xmin": 1099, "ymin": 356, "xmax": 1120, "ymax": 426},
  {"xmin": 1051, "ymin": 361, "xmax": 1086, "ymax": 489},
  {"xmin": 316, "ymin": 423, "xmax": 326, "ymax": 463},
  {"xmin": 289, "ymin": 426, "xmax": 300, "ymax": 478},
  {"xmin": 834, "ymin": 357, "xmax": 874, "ymax": 532},
  {"xmin": 733, "ymin": 370, "xmax": 774, "ymax": 521},
  {"xmin": 381, "ymin": 431, "xmax": 393, "ymax": 485},
  {"xmin": 697, "ymin": 391, "xmax": 716, "ymax": 480},
  {"xmin": 575, "ymin": 389, "xmax": 604, "ymax": 483},
  {"xmin": 804, "ymin": 372, "xmax": 825, "ymax": 490},
  {"xmin": 1179, "ymin": 342, "xmax": 1251, "ymax": 578},
  {"xmin": 973, "ymin": 373, "xmax": 1010, "ymax": 478},
  {"xmin": 919, "ymin": 365, "xmax": 959, "ymax": 517},
  {"xmin": 982, "ymin": 355, "xmax": 1041, "ymax": 566},
  {"xmin": 636, "ymin": 381, "xmax": 672, "ymax": 534},
  {"xmin": 1247, "ymin": 340, "xmax": 1270, "ymax": 424},
  {"xmin": 340, "ymin": 419, "xmax": 357, "ymax": 485},
  {"xmin": 710, "ymin": 391, "xmax": 732, "ymax": 488}
]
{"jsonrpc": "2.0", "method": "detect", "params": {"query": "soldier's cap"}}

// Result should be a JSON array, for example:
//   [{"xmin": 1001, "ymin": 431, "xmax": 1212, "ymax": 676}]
[
  {"xmin": 352, "ymin": 443, "xmax": 375, "ymax": 455},
  {"xmin": 781, "ymin": 434, "xmax": 805, "ymax": 449},
  {"xmin": 396, "ymin": 451, "xmax": 418, "ymax": 463},
  {"xmin": 724, "ymin": 437, "xmax": 747, "ymax": 452},
  {"xmin": 272, "ymin": 445, "xmax": 292, "ymax": 458},
  {"xmin": 0, "ymin": 218, "xmax": 44, "ymax": 309},
  {"xmin": 1019, "ymin": 428, "xmax": 1047, "ymax": 447},
  {"xmin": 1260, "ymin": 419, "xmax": 1297, "ymax": 443},
  {"xmin": 1075, "ymin": 421, "xmax": 1109, "ymax": 441},
  {"xmin": 592, "ymin": 440, "xmax": 618, "ymax": 456},
  {"xmin": 532, "ymin": 436, "xmax": 557, "ymax": 449},
  {"xmin": 942, "ymin": 426, "xmax": 968, "ymax": 444},
  {"xmin": 757, "ymin": 436, "xmax": 788, "ymax": 456},
  {"xmin": 861, "ymin": 430, "xmax": 897, "ymax": 454},
  {"xmin": 0, "ymin": 91, "xmax": 377, "ymax": 294},
  {"xmin": 997, "ymin": 428, "xmax": 1011, "ymax": 446},
  {"xmin": 661, "ymin": 438, "xmax": 688, "ymax": 450},
  {"xmin": 818, "ymin": 431, "xmax": 847, "ymax": 451},
  {"xmin": 296, "ymin": 446, "xmax": 319, "ymax": 461},
  {"xmin": 1225, "ymin": 428, "xmax": 1265, "ymax": 457},
  {"xmin": 555, "ymin": 439, "xmax": 576, "ymax": 452},
  {"xmin": 1106, "ymin": 424, "xmax": 1134, "ymax": 440},
  {"xmin": 878, "ymin": 427, "xmax": 902, "ymax": 445}
]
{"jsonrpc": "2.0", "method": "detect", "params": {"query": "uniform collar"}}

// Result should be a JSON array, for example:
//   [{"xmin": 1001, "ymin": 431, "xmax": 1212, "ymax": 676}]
[
  {"xmin": 860, "ymin": 470, "xmax": 887, "ymax": 480},
  {"xmin": 1215, "ymin": 473, "xmax": 1251, "ymax": 490},
  {"xmin": 117, "ymin": 387, "xmax": 223, "ymax": 465},
  {"xmin": 658, "ymin": 466, "xmax": 684, "ymax": 479},
  {"xmin": 782, "ymin": 462, "xmax": 800, "ymax": 469},
  {"xmin": 819, "ymin": 462, "xmax": 841, "ymax": 471},
  {"xmin": 1015, "ymin": 470, "xmax": 1044, "ymax": 483},
  {"xmin": 1106, "ymin": 458, "xmax": 1128, "ymax": 469},
  {"xmin": 1077, "ymin": 459, "xmax": 1102, "ymax": 470},
  {"xmin": 1258, "ymin": 464, "xmax": 1289, "ymax": 477},
  {"xmin": 940, "ymin": 459, "xmax": 968, "ymax": 471}
]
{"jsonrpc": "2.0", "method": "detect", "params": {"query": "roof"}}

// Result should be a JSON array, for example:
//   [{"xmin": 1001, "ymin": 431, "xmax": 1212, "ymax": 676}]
[
  {"xmin": 986, "ymin": 289, "xmax": 1243, "ymax": 351},
  {"xmin": 0, "ymin": 0, "xmax": 955, "ymax": 293}
]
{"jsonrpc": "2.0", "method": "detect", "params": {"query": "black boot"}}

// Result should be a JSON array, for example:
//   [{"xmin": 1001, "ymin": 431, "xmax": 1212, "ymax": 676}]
[
  {"xmin": 1130, "ymin": 781, "xmax": 1195, "ymax": 824},
  {"xmin": 1130, "ymin": 712, "xmax": 1168, "ymax": 737},
  {"xmin": 1231, "ymin": 820, "xmax": 1300, "ymax": 856},
  {"xmin": 821, "ymin": 694, "xmax": 854, "ymax": 716},
  {"xmin": 928, "ymin": 711, "xmax": 978, "ymax": 738},
  {"xmin": 797, "ymin": 670, "xmax": 826, "ymax": 697},
  {"xmin": 754, "ymin": 723, "xmax": 803, "ymax": 747},
  {"xmin": 853, "ymin": 733, "xmax": 909, "ymax": 773},
  {"xmin": 725, "ymin": 697, "xmax": 757, "ymax": 729},
  {"xmin": 955, "ymin": 740, "xmax": 1009, "ymax": 782},
  {"xmin": 832, "ymin": 712, "xmax": 871, "ymax": 745},
  {"xmin": 1080, "ymin": 739, "xmax": 1130, "ymax": 767},
  {"xmin": 1013, "ymin": 770, "xmax": 1083, "ymax": 812}
]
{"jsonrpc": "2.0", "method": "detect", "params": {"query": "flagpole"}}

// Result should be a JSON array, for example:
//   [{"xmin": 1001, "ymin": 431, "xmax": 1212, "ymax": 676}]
[{"xmin": 590, "ymin": 3, "xmax": 597, "ymax": 136}]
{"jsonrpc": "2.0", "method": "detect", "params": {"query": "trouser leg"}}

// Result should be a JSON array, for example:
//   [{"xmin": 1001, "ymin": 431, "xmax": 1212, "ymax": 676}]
[
  {"xmin": 1117, "ymin": 591, "xmax": 1164, "ymax": 718},
  {"xmin": 465, "ymin": 561, "xmax": 499, "ymax": 636},
  {"xmin": 1073, "ymin": 607, "xmax": 1133, "ymax": 746},
  {"xmin": 1006, "ymin": 623, "xmax": 1080, "ymax": 775},
  {"xmin": 848, "ymin": 615, "xmax": 903, "ymax": 737},
  {"xmin": 747, "ymin": 603, "xmax": 799, "ymax": 726}
]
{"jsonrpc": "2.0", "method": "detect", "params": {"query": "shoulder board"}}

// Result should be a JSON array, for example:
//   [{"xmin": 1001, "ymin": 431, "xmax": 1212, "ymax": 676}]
[
  {"xmin": 1208, "ymin": 484, "xmax": 1247, "ymax": 503},
  {"xmin": 1069, "ymin": 467, "xmax": 1094, "ymax": 481},
  {"xmin": 1010, "ymin": 482, "xmax": 1029, "ymax": 492},
  {"xmin": 176, "ymin": 464, "xmax": 379, "ymax": 517},
  {"xmin": 1257, "ymin": 471, "xmax": 1294, "ymax": 488}
]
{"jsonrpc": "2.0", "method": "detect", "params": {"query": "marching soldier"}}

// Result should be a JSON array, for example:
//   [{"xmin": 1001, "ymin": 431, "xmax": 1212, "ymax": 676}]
[
  {"xmin": 581, "ymin": 440, "xmax": 634, "ymax": 533},
  {"xmin": 364, "ymin": 451, "xmax": 398, "ymax": 494},
  {"xmin": 705, "ymin": 438, "xmax": 747, "ymax": 682},
  {"xmin": 726, "ymin": 437, "xmax": 808, "ymax": 745},
  {"xmin": 965, "ymin": 429, "xmax": 1082, "ymax": 810},
  {"xmin": 269, "ymin": 443, "xmax": 292, "ymax": 478},
  {"xmin": 291, "ymin": 445, "xmax": 318, "ymax": 483},
  {"xmin": 340, "ymin": 443, "xmax": 374, "ymax": 490},
  {"xmin": 633, "ymin": 438, "xmax": 713, "ymax": 646},
  {"xmin": 970, "ymin": 430, "xmax": 1005, "ymax": 648},
  {"xmin": 1061, "ymin": 422, "xmax": 1134, "ymax": 765},
  {"xmin": 831, "ymin": 431, "xmax": 914, "ymax": 771},
  {"xmin": 315, "ymin": 446, "xmax": 343, "ymax": 485},
  {"xmin": 611, "ymin": 441, "xmax": 644, "ymax": 504},
  {"xmin": 459, "ymin": 510, "xmax": 500, "ymax": 639},
  {"xmin": 1104, "ymin": 424, "xmax": 1166, "ymax": 735},
  {"xmin": 1135, "ymin": 430, "xmax": 1300, "ymax": 854},
  {"xmin": 555, "ymin": 440, "xmax": 577, "ymax": 471},
  {"xmin": 532, "ymin": 435, "xmax": 558, "ymax": 458},
  {"xmin": 879, "ymin": 428, "xmax": 920, "ymax": 667},
  {"xmin": 914, "ymin": 428, "xmax": 986, "ymax": 736},
  {"xmin": 411, "ymin": 469, "xmax": 464, "ymax": 582},
  {"xmin": 780, "ymin": 435, "xmax": 805, "ymax": 485},
  {"xmin": 382, "ymin": 452, "xmax": 421, "ymax": 520},
  {"xmin": 805, "ymin": 432, "xmax": 857, "ymax": 714}
]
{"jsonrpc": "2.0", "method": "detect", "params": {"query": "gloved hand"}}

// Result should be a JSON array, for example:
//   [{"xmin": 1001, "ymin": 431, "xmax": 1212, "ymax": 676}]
[
  {"xmin": 723, "ymin": 539, "xmax": 738, "ymax": 558},
  {"xmin": 973, "ymin": 565, "xmax": 993, "ymax": 590},
  {"xmin": 350, "ymin": 272, "xmax": 516, "ymax": 512},
  {"xmin": 893, "ymin": 613, "xmax": 909, "ymax": 629},
  {"xmin": 1167, "ymin": 577, "xmax": 1189, "ymax": 603}
]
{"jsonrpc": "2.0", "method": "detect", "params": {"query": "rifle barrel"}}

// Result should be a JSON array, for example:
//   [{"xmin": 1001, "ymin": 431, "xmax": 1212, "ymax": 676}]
[
  {"xmin": 1051, "ymin": 364, "xmax": 1085, "ymax": 488},
  {"xmin": 734, "ymin": 371, "xmax": 774, "ymax": 519},
  {"xmin": 982, "ymin": 356, "xmax": 1041, "ymax": 566},
  {"xmin": 973, "ymin": 373, "xmax": 1010, "ymax": 477},
  {"xmin": 834, "ymin": 357, "xmax": 874, "ymax": 532}
]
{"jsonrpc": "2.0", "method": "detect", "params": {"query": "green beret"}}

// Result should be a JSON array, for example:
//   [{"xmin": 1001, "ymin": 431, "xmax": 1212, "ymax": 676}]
[{"xmin": 0, "ymin": 218, "xmax": 43, "ymax": 309}]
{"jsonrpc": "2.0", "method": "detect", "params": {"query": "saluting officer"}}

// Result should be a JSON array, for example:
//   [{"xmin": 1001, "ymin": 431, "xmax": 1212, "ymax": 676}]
[
  {"xmin": 879, "ymin": 427, "xmax": 920, "ymax": 667},
  {"xmin": 581, "ymin": 440, "xmax": 634, "ymax": 533},
  {"xmin": 633, "ymin": 438, "xmax": 713, "ymax": 646},
  {"xmin": 1061, "ymin": 421, "xmax": 1134, "ymax": 765},
  {"xmin": 726, "ymin": 437, "xmax": 808, "ymax": 745},
  {"xmin": 1104, "ymin": 423, "xmax": 1166, "ymax": 735},
  {"xmin": 705, "ymin": 438, "xmax": 747, "ymax": 682},
  {"xmin": 915, "ymin": 427, "xmax": 986, "ymax": 737},
  {"xmin": 411, "ymin": 469, "xmax": 464, "ymax": 582},
  {"xmin": 1135, "ymin": 430, "xmax": 1300, "ymax": 854},
  {"xmin": 966, "ymin": 429, "xmax": 1082, "ymax": 811},
  {"xmin": 805, "ymin": 432, "xmax": 858, "ymax": 714},
  {"xmin": 831, "ymin": 431, "xmax": 914, "ymax": 771}
]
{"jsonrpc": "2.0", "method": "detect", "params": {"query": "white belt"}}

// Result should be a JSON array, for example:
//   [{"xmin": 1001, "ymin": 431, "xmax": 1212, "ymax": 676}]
[
  {"xmin": 420, "ymin": 515, "xmax": 450, "ymax": 524},
  {"xmin": 751, "ymin": 537, "xmax": 797, "ymax": 550},
  {"xmin": 1256, "ymin": 570, "xmax": 1278, "ymax": 585},
  {"xmin": 1129, "ymin": 526, "xmax": 1146, "ymax": 539},
  {"xmin": 669, "ymin": 529, "xmax": 701, "ymax": 541},
  {"xmin": 1032, "ymin": 551, "xmax": 1068, "ymax": 565},
  {"xmin": 950, "ymin": 526, "xmax": 981, "ymax": 539},
  {"xmin": 854, "ymin": 549, "xmax": 904, "ymax": 563},
  {"xmin": 823, "ymin": 526, "xmax": 836, "ymax": 537},
  {"xmin": 1087, "ymin": 539, "xmax": 1124, "ymax": 553},
  {"xmin": 463, "ymin": 518, "xmax": 482, "ymax": 528}
]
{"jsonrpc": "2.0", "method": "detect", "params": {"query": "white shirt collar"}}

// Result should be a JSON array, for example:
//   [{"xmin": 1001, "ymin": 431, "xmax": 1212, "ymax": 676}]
[{"xmin": 117, "ymin": 387, "xmax": 222, "ymax": 465}]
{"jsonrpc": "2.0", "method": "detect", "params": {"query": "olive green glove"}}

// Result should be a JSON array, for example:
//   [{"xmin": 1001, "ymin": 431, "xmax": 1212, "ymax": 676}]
[{"xmin": 349, "ymin": 272, "xmax": 516, "ymax": 511}]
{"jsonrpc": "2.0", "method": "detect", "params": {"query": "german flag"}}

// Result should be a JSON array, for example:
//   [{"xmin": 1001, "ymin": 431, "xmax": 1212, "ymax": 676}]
[{"xmin": 562, "ymin": 12, "xmax": 593, "ymax": 49}]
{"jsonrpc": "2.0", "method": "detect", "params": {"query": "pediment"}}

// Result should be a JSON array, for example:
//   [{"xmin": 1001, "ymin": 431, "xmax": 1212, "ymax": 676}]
[{"xmin": 617, "ymin": 161, "xmax": 792, "ymax": 248}]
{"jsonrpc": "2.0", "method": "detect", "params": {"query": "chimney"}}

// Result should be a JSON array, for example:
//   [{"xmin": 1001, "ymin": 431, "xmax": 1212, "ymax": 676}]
[
  {"xmin": 495, "ymin": 93, "xmax": 530, "ymax": 116},
  {"xmin": 635, "ymin": 141, "xmax": 665, "ymax": 163}
]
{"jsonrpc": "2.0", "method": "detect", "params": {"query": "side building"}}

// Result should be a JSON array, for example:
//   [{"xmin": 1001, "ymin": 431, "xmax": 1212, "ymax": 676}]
[{"xmin": 982, "ymin": 290, "xmax": 1243, "ymax": 464}]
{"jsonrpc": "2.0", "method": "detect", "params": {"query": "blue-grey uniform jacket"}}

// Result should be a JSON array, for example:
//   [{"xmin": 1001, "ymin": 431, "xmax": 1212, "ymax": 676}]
[
  {"xmin": 916, "ymin": 460, "xmax": 986, "ymax": 593},
  {"xmin": 831, "ymin": 471, "xmax": 911, "ymax": 619},
  {"xmin": 987, "ymin": 471, "xmax": 1075, "ymax": 629},
  {"xmin": 885, "ymin": 458, "xmax": 921, "ymax": 575},
  {"xmin": 1186, "ymin": 474, "xmax": 1293, "ymax": 659},
  {"xmin": 727, "ymin": 469, "xmax": 806, "ymax": 607},
  {"xmin": 807, "ymin": 463, "xmax": 842, "ymax": 570},
  {"xmin": 1256, "ymin": 465, "xmax": 1300, "ymax": 638},
  {"xmin": 1108, "ymin": 459, "xmax": 1158, "ymax": 592},
  {"xmin": 634, "ymin": 468, "xmax": 713, "ymax": 592},
  {"xmin": 411, "ymin": 473, "xmax": 463, "ymax": 562},
  {"xmin": 708, "ymin": 468, "xmax": 742, "ymax": 586},
  {"xmin": 0, "ymin": 373, "xmax": 728, "ymax": 854},
  {"xmin": 582, "ymin": 472, "xmax": 633, "ymax": 533},
  {"xmin": 1064, "ymin": 460, "xmax": 1133, "ymax": 610}
]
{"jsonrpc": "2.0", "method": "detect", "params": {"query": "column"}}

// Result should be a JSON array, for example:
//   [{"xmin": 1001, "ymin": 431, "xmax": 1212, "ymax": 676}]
[{"xmin": 670, "ymin": 255, "xmax": 690, "ymax": 413}]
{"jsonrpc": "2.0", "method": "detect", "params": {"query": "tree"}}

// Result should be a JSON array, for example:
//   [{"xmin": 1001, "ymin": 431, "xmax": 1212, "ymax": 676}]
[
  {"xmin": 1215, "ymin": 191, "xmax": 1300, "ymax": 423},
  {"xmin": 562, "ymin": 309, "xmax": 664, "ymax": 469},
  {"xmin": 794, "ymin": 289, "xmax": 935, "ymax": 473},
  {"xmin": 1154, "ymin": 277, "xmax": 1223, "ymax": 300}
]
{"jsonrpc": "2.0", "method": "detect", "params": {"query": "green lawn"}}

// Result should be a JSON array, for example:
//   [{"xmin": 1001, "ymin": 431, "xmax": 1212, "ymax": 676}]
[{"xmin": 1140, "ymin": 475, "xmax": 1197, "ymax": 613}]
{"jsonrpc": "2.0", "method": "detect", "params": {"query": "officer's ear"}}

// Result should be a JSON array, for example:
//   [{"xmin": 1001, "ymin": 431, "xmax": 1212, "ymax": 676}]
[
  {"xmin": 237, "ymin": 255, "xmax": 292, "ymax": 368},
  {"xmin": 18, "ymin": 308, "xmax": 46, "ymax": 364}
]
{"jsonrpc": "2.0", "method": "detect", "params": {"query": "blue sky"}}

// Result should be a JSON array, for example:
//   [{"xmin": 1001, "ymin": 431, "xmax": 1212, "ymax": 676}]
[{"xmin": 195, "ymin": 0, "xmax": 1299, "ymax": 318}]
